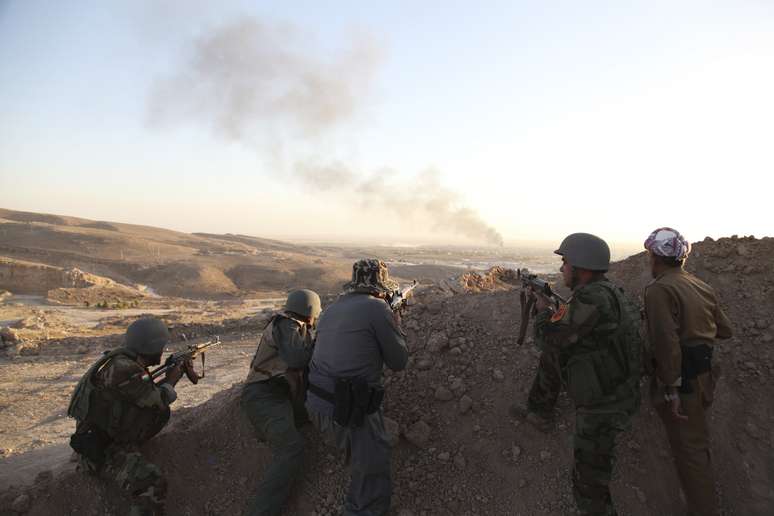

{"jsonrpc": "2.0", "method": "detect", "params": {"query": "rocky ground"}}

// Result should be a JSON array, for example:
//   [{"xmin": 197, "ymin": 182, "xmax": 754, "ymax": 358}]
[{"xmin": 1, "ymin": 236, "xmax": 773, "ymax": 515}]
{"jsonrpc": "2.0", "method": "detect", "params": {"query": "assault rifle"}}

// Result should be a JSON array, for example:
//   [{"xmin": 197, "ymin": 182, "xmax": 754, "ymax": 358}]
[
  {"xmin": 516, "ymin": 269, "xmax": 567, "ymax": 346},
  {"xmin": 146, "ymin": 337, "xmax": 221, "ymax": 385},
  {"xmin": 387, "ymin": 280, "xmax": 418, "ymax": 312}
]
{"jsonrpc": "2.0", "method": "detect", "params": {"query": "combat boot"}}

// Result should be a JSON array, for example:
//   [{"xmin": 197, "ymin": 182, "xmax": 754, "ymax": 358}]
[{"xmin": 508, "ymin": 404, "xmax": 554, "ymax": 432}]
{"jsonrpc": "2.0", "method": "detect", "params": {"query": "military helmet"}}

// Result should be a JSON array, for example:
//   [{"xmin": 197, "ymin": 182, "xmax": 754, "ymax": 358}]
[
  {"xmin": 285, "ymin": 289, "xmax": 322, "ymax": 319},
  {"xmin": 125, "ymin": 317, "xmax": 170, "ymax": 356},
  {"xmin": 554, "ymin": 233, "xmax": 611, "ymax": 272}
]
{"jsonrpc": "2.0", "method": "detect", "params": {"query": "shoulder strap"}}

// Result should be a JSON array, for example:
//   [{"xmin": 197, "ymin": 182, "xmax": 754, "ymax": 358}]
[{"xmin": 67, "ymin": 348, "xmax": 136, "ymax": 420}]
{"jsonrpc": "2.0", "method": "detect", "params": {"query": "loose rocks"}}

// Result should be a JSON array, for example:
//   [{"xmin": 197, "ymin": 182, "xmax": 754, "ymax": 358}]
[
  {"xmin": 404, "ymin": 420, "xmax": 431, "ymax": 447},
  {"xmin": 458, "ymin": 395, "xmax": 473, "ymax": 414},
  {"xmin": 434, "ymin": 386, "xmax": 454, "ymax": 401}
]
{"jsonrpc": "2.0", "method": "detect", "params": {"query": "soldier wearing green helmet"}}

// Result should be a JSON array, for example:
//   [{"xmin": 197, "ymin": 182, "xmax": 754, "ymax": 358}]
[
  {"xmin": 67, "ymin": 316, "xmax": 185, "ymax": 516},
  {"xmin": 240, "ymin": 288, "xmax": 322, "ymax": 516},
  {"xmin": 530, "ymin": 233, "xmax": 642, "ymax": 516}
]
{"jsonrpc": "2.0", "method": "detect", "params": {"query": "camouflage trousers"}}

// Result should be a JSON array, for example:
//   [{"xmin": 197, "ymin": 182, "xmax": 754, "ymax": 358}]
[
  {"xmin": 527, "ymin": 348, "xmax": 562, "ymax": 416},
  {"xmin": 101, "ymin": 446, "xmax": 167, "ymax": 516},
  {"xmin": 572, "ymin": 394, "xmax": 638, "ymax": 516}
]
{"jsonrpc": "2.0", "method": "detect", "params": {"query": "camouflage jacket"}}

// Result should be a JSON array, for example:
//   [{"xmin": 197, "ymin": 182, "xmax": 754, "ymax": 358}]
[
  {"xmin": 535, "ymin": 278, "xmax": 641, "ymax": 407},
  {"xmin": 76, "ymin": 350, "xmax": 176, "ymax": 443}
]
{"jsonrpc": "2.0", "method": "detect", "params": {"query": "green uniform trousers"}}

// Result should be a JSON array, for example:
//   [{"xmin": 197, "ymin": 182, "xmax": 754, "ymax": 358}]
[
  {"xmin": 656, "ymin": 373, "xmax": 718, "ymax": 516},
  {"xmin": 527, "ymin": 348, "xmax": 562, "ymax": 416},
  {"xmin": 573, "ymin": 393, "xmax": 639, "ymax": 516},
  {"xmin": 241, "ymin": 379, "xmax": 305, "ymax": 516}
]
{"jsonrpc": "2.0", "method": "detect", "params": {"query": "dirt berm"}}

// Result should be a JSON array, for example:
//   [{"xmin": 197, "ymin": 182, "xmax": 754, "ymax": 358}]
[{"xmin": 2, "ymin": 237, "xmax": 773, "ymax": 515}]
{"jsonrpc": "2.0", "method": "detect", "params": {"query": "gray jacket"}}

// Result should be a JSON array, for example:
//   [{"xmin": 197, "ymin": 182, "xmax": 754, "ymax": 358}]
[{"xmin": 306, "ymin": 293, "xmax": 408, "ymax": 415}]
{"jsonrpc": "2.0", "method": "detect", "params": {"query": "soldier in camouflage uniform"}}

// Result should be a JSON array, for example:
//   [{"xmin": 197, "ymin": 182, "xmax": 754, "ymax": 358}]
[
  {"xmin": 534, "ymin": 234, "xmax": 642, "ymax": 516},
  {"xmin": 240, "ymin": 289, "xmax": 321, "ymax": 516},
  {"xmin": 68, "ymin": 317, "xmax": 184, "ymax": 516},
  {"xmin": 510, "ymin": 344, "xmax": 562, "ymax": 431}
]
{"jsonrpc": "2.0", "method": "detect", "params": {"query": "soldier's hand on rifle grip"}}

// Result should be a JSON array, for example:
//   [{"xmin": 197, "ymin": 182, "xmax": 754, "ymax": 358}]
[
  {"xmin": 163, "ymin": 362, "xmax": 184, "ymax": 386},
  {"xmin": 534, "ymin": 290, "xmax": 552, "ymax": 312},
  {"xmin": 393, "ymin": 310, "xmax": 402, "ymax": 328}
]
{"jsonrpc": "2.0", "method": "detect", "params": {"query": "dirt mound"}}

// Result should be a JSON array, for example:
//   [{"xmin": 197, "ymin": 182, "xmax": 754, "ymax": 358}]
[
  {"xmin": 457, "ymin": 266, "xmax": 520, "ymax": 293},
  {"xmin": 0, "ymin": 257, "xmax": 122, "ymax": 297},
  {"xmin": 2, "ymin": 236, "xmax": 773, "ymax": 515}
]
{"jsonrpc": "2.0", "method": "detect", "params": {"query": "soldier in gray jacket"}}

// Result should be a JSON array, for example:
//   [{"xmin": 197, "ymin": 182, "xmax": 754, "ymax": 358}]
[
  {"xmin": 241, "ymin": 289, "xmax": 321, "ymax": 516},
  {"xmin": 307, "ymin": 259, "xmax": 408, "ymax": 516}
]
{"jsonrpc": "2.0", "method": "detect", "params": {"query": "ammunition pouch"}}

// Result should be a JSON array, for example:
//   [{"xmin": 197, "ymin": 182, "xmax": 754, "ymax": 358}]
[
  {"xmin": 566, "ymin": 346, "xmax": 630, "ymax": 407},
  {"xmin": 678, "ymin": 343, "xmax": 713, "ymax": 395},
  {"xmin": 308, "ymin": 379, "xmax": 384, "ymax": 428},
  {"xmin": 69, "ymin": 426, "xmax": 112, "ymax": 468}
]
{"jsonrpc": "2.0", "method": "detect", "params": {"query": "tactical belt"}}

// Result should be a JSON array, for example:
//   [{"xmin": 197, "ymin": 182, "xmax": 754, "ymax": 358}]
[
  {"xmin": 307, "ymin": 382, "xmax": 336, "ymax": 404},
  {"xmin": 679, "ymin": 341, "xmax": 713, "ymax": 394},
  {"xmin": 308, "ymin": 379, "xmax": 384, "ymax": 428}
]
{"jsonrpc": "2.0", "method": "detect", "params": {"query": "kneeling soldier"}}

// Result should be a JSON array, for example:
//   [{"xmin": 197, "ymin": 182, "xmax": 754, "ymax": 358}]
[
  {"xmin": 241, "ymin": 289, "xmax": 321, "ymax": 516},
  {"xmin": 68, "ymin": 316, "xmax": 183, "ymax": 516}
]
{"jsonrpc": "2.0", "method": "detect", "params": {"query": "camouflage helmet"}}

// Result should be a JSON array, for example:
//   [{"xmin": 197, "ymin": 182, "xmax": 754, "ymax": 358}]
[
  {"xmin": 285, "ymin": 289, "xmax": 322, "ymax": 319},
  {"xmin": 125, "ymin": 317, "xmax": 170, "ymax": 356},
  {"xmin": 554, "ymin": 233, "xmax": 611, "ymax": 272},
  {"xmin": 343, "ymin": 259, "xmax": 398, "ymax": 294}
]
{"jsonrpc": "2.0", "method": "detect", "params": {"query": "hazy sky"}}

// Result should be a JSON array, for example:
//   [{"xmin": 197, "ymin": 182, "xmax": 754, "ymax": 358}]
[{"xmin": 1, "ymin": 0, "xmax": 772, "ymax": 249}]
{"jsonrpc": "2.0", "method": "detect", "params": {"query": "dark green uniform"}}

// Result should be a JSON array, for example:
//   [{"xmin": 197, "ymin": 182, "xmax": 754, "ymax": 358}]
[
  {"xmin": 526, "ymin": 348, "xmax": 562, "ymax": 418},
  {"xmin": 241, "ymin": 312, "xmax": 314, "ymax": 516},
  {"xmin": 535, "ymin": 278, "xmax": 642, "ymax": 516},
  {"xmin": 69, "ymin": 349, "xmax": 176, "ymax": 516}
]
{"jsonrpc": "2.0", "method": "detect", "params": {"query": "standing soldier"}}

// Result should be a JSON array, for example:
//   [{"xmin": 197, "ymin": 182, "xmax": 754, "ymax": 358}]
[
  {"xmin": 510, "ymin": 344, "xmax": 562, "ymax": 431},
  {"xmin": 240, "ymin": 289, "xmax": 321, "ymax": 516},
  {"xmin": 306, "ymin": 259, "xmax": 408, "ymax": 516},
  {"xmin": 642, "ymin": 228, "xmax": 732, "ymax": 516},
  {"xmin": 67, "ymin": 316, "xmax": 185, "ymax": 516},
  {"xmin": 533, "ymin": 233, "xmax": 642, "ymax": 516}
]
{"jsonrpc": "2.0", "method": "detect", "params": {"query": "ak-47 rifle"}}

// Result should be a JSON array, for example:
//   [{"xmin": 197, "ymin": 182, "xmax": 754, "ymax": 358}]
[
  {"xmin": 147, "ymin": 337, "xmax": 221, "ymax": 385},
  {"xmin": 387, "ymin": 280, "xmax": 418, "ymax": 312},
  {"xmin": 516, "ymin": 269, "xmax": 567, "ymax": 346}
]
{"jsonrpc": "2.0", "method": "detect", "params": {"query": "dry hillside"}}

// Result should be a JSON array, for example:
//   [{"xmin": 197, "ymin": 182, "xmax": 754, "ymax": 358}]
[
  {"xmin": 0, "ymin": 208, "xmax": 351, "ymax": 299},
  {"xmin": 1, "ymin": 236, "xmax": 772, "ymax": 515}
]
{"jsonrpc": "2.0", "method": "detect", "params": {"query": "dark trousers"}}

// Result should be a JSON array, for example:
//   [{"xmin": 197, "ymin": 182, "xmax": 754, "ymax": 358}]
[
  {"xmin": 309, "ymin": 409, "xmax": 392, "ymax": 516},
  {"xmin": 240, "ymin": 379, "xmax": 305, "ymax": 516}
]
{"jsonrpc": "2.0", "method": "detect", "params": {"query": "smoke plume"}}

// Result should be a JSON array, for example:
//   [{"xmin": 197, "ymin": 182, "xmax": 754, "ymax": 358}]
[{"xmin": 148, "ymin": 16, "xmax": 503, "ymax": 245}]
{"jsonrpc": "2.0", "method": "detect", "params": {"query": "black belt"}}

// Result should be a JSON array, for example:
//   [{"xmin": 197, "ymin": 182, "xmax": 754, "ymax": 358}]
[
  {"xmin": 308, "ymin": 382, "xmax": 335, "ymax": 404},
  {"xmin": 679, "ymin": 343, "xmax": 713, "ymax": 394}
]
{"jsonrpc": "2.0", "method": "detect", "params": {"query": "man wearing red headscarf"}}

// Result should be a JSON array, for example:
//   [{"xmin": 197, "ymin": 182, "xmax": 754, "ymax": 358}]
[{"xmin": 643, "ymin": 227, "xmax": 733, "ymax": 516}]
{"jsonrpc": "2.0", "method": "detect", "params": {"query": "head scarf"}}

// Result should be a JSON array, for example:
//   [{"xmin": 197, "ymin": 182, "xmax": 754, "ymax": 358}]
[{"xmin": 644, "ymin": 227, "xmax": 691, "ymax": 260}]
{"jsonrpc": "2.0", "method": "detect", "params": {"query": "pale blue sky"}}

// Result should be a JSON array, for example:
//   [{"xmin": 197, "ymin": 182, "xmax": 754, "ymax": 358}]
[{"xmin": 1, "ymin": 1, "xmax": 773, "ymax": 248}]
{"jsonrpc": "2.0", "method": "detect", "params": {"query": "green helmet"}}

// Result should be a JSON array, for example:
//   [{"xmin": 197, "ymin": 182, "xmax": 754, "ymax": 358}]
[
  {"xmin": 285, "ymin": 289, "xmax": 321, "ymax": 319},
  {"xmin": 125, "ymin": 317, "xmax": 170, "ymax": 356},
  {"xmin": 554, "ymin": 233, "xmax": 611, "ymax": 272}
]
